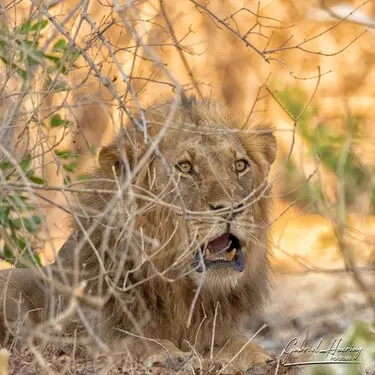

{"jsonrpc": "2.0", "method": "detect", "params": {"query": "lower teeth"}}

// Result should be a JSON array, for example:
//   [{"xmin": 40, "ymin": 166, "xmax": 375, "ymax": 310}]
[
  {"xmin": 204, "ymin": 249, "xmax": 237, "ymax": 262},
  {"xmin": 226, "ymin": 248, "xmax": 236, "ymax": 261}
]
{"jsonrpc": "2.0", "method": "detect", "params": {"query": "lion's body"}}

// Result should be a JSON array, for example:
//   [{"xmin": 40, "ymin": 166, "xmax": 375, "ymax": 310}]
[{"xmin": 0, "ymin": 96, "xmax": 276, "ymax": 371}]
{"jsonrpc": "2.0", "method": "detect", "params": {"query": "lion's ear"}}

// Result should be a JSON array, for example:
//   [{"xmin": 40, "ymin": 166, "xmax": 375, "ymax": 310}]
[
  {"xmin": 98, "ymin": 144, "xmax": 122, "ymax": 176},
  {"xmin": 248, "ymin": 123, "xmax": 277, "ymax": 166},
  {"xmin": 98, "ymin": 142, "xmax": 135, "ymax": 177}
]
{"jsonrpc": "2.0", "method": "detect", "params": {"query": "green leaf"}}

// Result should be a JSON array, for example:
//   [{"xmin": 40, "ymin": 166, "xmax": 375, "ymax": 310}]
[
  {"xmin": 20, "ymin": 155, "xmax": 32, "ymax": 172},
  {"xmin": 50, "ymin": 114, "xmax": 64, "ymax": 127},
  {"xmin": 6, "ymin": 194, "xmax": 31, "ymax": 209},
  {"xmin": 64, "ymin": 175, "xmax": 72, "ymax": 185},
  {"xmin": 11, "ymin": 194, "xmax": 28, "ymax": 202},
  {"xmin": 3, "ymin": 244, "xmax": 14, "ymax": 261},
  {"xmin": 26, "ymin": 49, "xmax": 44, "ymax": 67},
  {"xmin": 44, "ymin": 54, "xmax": 60, "ymax": 63},
  {"xmin": 77, "ymin": 174, "xmax": 91, "ymax": 181},
  {"xmin": 63, "ymin": 161, "xmax": 78, "ymax": 173},
  {"xmin": 52, "ymin": 38, "xmax": 67, "ymax": 52},
  {"xmin": 31, "ymin": 216, "xmax": 41, "ymax": 225},
  {"xmin": 32, "ymin": 252, "xmax": 42, "ymax": 267},
  {"xmin": 0, "ymin": 211, "xmax": 10, "ymax": 226},
  {"xmin": 68, "ymin": 49, "xmax": 80, "ymax": 63},
  {"xmin": 54, "ymin": 149, "xmax": 77, "ymax": 159},
  {"xmin": 60, "ymin": 65, "xmax": 68, "ymax": 75},
  {"xmin": 31, "ymin": 19, "xmax": 48, "ymax": 32},
  {"xmin": 2, "ymin": 57, "xmax": 29, "ymax": 80},
  {"xmin": 0, "ymin": 160, "xmax": 12, "ymax": 170},
  {"xmin": 23, "ymin": 216, "xmax": 41, "ymax": 233},
  {"xmin": 9, "ymin": 219, "xmax": 22, "ymax": 229},
  {"xmin": 19, "ymin": 19, "xmax": 32, "ymax": 34},
  {"xmin": 15, "ymin": 67, "xmax": 28, "ymax": 81},
  {"xmin": 15, "ymin": 237, "xmax": 26, "ymax": 251},
  {"xmin": 26, "ymin": 173, "xmax": 45, "ymax": 185},
  {"xmin": 11, "ymin": 216, "xmax": 41, "ymax": 233},
  {"xmin": 3, "ymin": 236, "xmax": 27, "ymax": 265},
  {"xmin": 50, "ymin": 114, "xmax": 71, "ymax": 128}
]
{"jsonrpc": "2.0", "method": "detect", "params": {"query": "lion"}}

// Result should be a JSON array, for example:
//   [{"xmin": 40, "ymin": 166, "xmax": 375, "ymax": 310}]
[{"xmin": 0, "ymin": 95, "xmax": 277, "ymax": 372}]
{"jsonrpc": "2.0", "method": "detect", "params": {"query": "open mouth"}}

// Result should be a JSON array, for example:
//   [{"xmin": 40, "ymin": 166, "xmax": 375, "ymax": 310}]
[{"xmin": 194, "ymin": 233, "xmax": 244, "ymax": 273}]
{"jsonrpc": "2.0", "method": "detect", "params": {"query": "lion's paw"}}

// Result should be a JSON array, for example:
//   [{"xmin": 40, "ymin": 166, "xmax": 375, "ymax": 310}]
[{"xmin": 250, "ymin": 350, "xmax": 273, "ymax": 365}]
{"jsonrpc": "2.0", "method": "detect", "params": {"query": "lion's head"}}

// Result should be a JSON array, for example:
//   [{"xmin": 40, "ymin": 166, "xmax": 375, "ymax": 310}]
[{"xmin": 97, "ymin": 96, "xmax": 276, "ymax": 292}]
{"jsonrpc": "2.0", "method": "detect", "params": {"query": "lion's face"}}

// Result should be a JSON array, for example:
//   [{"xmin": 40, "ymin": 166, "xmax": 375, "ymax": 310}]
[{"xmin": 99, "ymin": 98, "xmax": 276, "ymax": 290}]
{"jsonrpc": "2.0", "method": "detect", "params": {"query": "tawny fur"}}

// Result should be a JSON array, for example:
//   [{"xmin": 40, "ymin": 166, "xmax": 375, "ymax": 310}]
[{"xmin": 0, "ymin": 96, "xmax": 277, "ymax": 371}]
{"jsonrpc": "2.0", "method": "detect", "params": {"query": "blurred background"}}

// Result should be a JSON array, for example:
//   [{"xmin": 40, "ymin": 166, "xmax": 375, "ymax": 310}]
[{"xmin": 0, "ymin": 0, "xmax": 374, "ymax": 374}]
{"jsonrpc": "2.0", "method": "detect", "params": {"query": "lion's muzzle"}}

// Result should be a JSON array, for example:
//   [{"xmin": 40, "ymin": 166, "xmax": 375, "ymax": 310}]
[{"xmin": 194, "ymin": 233, "xmax": 244, "ymax": 272}]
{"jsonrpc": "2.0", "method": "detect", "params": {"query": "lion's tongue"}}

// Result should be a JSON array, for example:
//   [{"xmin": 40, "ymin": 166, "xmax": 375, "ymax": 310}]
[{"xmin": 207, "ymin": 233, "xmax": 230, "ymax": 254}]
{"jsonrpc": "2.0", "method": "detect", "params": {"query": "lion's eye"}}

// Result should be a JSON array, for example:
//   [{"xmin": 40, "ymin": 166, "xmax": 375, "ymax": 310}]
[
  {"xmin": 176, "ymin": 161, "xmax": 193, "ymax": 174},
  {"xmin": 235, "ymin": 159, "xmax": 249, "ymax": 173}
]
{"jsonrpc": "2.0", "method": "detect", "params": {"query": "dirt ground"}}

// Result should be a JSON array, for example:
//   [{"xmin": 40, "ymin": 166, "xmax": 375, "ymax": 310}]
[{"xmin": 4, "ymin": 271, "xmax": 374, "ymax": 375}]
